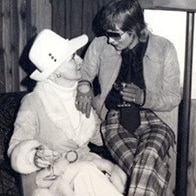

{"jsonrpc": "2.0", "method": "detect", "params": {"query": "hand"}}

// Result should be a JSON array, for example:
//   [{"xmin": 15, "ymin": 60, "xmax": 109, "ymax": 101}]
[
  {"xmin": 91, "ymin": 158, "xmax": 127, "ymax": 193},
  {"xmin": 105, "ymin": 110, "xmax": 120, "ymax": 126},
  {"xmin": 120, "ymin": 83, "xmax": 144, "ymax": 105},
  {"xmin": 34, "ymin": 145, "xmax": 60, "ymax": 168},
  {"xmin": 109, "ymin": 164, "xmax": 127, "ymax": 194},
  {"xmin": 75, "ymin": 80, "xmax": 94, "ymax": 118}
]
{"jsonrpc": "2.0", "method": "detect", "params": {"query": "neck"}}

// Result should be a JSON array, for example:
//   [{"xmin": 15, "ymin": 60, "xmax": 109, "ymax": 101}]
[
  {"xmin": 128, "ymin": 34, "xmax": 139, "ymax": 50},
  {"xmin": 48, "ymin": 75, "xmax": 77, "ymax": 88},
  {"xmin": 55, "ymin": 78, "xmax": 77, "ymax": 88}
]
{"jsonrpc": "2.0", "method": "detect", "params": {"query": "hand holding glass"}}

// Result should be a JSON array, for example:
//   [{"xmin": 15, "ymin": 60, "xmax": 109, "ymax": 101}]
[{"xmin": 35, "ymin": 145, "xmax": 60, "ymax": 180}]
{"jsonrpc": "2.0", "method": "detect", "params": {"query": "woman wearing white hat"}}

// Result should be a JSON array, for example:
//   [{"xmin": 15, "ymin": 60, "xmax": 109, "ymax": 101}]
[{"xmin": 7, "ymin": 29, "xmax": 126, "ymax": 196}]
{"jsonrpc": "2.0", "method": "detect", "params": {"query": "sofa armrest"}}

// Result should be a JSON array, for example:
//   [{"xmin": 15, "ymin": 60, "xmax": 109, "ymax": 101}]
[{"xmin": 0, "ymin": 91, "xmax": 27, "ymax": 195}]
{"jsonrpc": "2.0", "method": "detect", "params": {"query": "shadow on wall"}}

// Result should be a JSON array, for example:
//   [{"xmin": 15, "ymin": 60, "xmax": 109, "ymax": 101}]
[{"xmin": 19, "ymin": 36, "xmax": 37, "ymax": 92}]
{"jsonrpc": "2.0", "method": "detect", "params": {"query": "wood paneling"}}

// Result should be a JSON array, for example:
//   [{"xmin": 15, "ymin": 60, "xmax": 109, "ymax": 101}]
[
  {"xmin": 0, "ymin": 1, "xmax": 5, "ymax": 92},
  {"xmin": 0, "ymin": 0, "xmax": 111, "ymax": 93},
  {"xmin": 0, "ymin": 0, "xmax": 20, "ymax": 92},
  {"xmin": 0, "ymin": 1, "xmax": 196, "ymax": 195}
]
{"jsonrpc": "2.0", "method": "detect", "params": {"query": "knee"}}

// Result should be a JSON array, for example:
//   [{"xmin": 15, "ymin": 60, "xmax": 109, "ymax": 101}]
[
  {"xmin": 32, "ymin": 188, "xmax": 53, "ymax": 196},
  {"xmin": 76, "ymin": 162, "xmax": 97, "ymax": 173},
  {"xmin": 67, "ymin": 161, "xmax": 98, "ymax": 176}
]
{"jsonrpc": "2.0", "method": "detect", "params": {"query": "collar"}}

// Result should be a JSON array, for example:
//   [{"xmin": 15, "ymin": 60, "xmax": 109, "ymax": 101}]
[
  {"xmin": 144, "ymin": 32, "xmax": 163, "ymax": 62},
  {"xmin": 36, "ymin": 79, "xmax": 78, "ymax": 100}
]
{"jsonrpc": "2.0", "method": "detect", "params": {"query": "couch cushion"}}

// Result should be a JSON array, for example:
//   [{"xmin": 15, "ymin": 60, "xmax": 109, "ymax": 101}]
[
  {"xmin": 0, "ymin": 91, "xmax": 27, "ymax": 161},
  {"xmin": 0, "ymin": 91, "xmax": 26, "ymax": 196}
]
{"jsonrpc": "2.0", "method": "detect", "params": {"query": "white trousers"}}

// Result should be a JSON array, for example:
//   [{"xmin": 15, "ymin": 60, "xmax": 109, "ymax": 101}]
[{"xmin": 33, "ymin": 162, "xmax": 123, "ymax": 196}]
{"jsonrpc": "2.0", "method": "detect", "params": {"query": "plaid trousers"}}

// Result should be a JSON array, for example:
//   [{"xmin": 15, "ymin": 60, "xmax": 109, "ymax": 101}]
[{"xmin": 101, "ymin": 109, "xmax": 175, "ymax": 196}]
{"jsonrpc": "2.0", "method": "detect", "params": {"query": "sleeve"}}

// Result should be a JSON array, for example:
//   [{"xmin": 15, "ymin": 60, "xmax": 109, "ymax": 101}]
[
  {"xmin": 7, "ymin": 95, "xmax": 41, "ymax": 174},
  {"xmin": 88, "ymin": 109, "xmax": 103, "ymax": 146},
  {"xmin": 143, "ymin": 42, "xmax": 181, "ymax": 112},
  {"xmin": 81, "ymin": 37, "xmax": 103, "ymax": 83},
  {"xmin": 10, "ymin": 139, "xmax": 41, "ymax": 174}
]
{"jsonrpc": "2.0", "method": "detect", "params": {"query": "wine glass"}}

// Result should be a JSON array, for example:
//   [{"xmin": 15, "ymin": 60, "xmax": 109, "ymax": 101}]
[
  {"xmin": 44, "ymin": 159, "xmax": 57, "ymax": 180},
  {"xmin": 35, "ymin": 146, "xmax": 59, "ymax": 180},
  {"xmin": 44, "ymin": 150, "xmax": 60, "ymax": 180},
  {"xmin": 113, "ymin": 82, "xmax": 131, "ymax": 107}
]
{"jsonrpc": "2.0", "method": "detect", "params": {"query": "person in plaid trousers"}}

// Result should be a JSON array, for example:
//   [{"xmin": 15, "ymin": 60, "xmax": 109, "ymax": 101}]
[{"xmin": 76, "ymin": 0, "xmax": 181, "ymax": 195}]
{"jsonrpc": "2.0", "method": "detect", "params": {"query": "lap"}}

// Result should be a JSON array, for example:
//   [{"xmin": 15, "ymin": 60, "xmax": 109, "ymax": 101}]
[{"xmin": 33, "ymin": 161, "xmax": 123, "ymax": 196}]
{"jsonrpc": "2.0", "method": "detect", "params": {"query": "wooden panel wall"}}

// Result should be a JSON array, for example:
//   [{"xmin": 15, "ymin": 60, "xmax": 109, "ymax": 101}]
[
  {"xmin": 0, "ymin": 0, "xmax": 196, "ymax": 195},
  {"xmin": 0, "ymin": 0, "xmax": 110, "ymax": 93},
  {"xmin": 0, "ymin": 0, "xmax": 52, "ymax": 92},
  {"xmin": 0, "ymin": 0, "xmax": 20, "ymax": 92}
]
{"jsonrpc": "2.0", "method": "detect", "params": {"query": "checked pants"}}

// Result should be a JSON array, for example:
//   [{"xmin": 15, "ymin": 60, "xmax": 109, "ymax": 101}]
[{"xmin": 101, "ymin": 109, "xmax": 175, "ymax": 196}]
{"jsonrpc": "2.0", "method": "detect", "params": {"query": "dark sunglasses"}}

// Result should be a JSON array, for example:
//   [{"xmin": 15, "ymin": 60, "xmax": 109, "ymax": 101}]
[{"xmin": 105, "ymin": 31, "xmax": 126, "ymax": 40}]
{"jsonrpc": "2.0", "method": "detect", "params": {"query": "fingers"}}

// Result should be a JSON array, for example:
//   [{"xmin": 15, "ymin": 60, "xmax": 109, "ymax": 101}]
[
  {"xmin": 34, "ymin": 151, "xmax": 51, "ymax": 168},
  {"xmin": 34, "ymin": 156, "xmax": 51, "ymax": 168},
  {"xmin": 77, "ymin": 100, "xmax": 86, "ymax": 113},
  {"xmin": 120, "ymin": 83, "xmax": 142, "ymax": 104},
  {"xmin": 76, "ymin": 99, "xmax": 91, "ymax": 118},
  {"xmin": 85, "ymin": 103, "xmax": 91, "ymax": 118},
  {"xmin": 75, "ymin": 94, "xmax": 92, "ymax": 118},
  {"xmin": 126, "ymin": 83, "xmax": 138, "ymax": 89},
  {"xmin": 34, "ymin": 148, "xmax": 60, "ymax": 168},
  {"xmin": 122, "ymin": 83, "xmax": 139, "ymax": 93},
  {"xmin": 120, "ymin": 90, "xmax": 136, "ymax": 103}
]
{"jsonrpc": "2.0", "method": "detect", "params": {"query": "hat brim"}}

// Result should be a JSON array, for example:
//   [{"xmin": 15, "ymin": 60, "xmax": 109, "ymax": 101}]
[
  {"xmin": 30, "ymin": 34, "xmax": 88, "ymax": 81},
  {"xmin": 67, "ymin": 34, "xmax": 88, "ymax": 57}
]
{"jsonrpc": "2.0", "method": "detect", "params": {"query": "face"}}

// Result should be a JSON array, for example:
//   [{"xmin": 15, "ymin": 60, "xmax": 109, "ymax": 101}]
[
  {"xmin": 56, "ymin": 53, "xmax": 83, "ymax": 81},
  {"xmin": 106, "ymin": 28, "xmax": 139, "ymax": 51}
]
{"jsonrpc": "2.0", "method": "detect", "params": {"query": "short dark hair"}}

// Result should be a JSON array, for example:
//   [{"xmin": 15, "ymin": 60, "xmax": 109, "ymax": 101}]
[{"xmin": 93, "ymin": 0, "xmax": 148, "ymax": 41}]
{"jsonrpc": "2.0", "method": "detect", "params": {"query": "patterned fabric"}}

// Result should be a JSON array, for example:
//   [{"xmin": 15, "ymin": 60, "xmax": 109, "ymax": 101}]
[
  {"xmin": 0, "ymin": 92, "xmax": 26, "ymax": 157},
  {"xmin": 104, "ymin": 41, "xmax": 148, "ymax": 133},
  {"xmin": 101, "ymin": 109, "xmax": 175, "ymax": 196},
  {"xmin": 0, "ymin": 92, "xmax": 26, "ymax": 195}
]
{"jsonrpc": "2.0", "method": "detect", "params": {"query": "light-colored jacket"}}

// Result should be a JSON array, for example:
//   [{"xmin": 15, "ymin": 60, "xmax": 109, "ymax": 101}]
[
  {"xmin": 82, "ymin": 32, "xmax": 181, "ymax": 134},
  {"xmin": 7, "ymin": 80, "xmax": 103, "ymax": 195},
  {"xmin": 8, "ymin": 80, "xmax": 102, "ymax": 172}
]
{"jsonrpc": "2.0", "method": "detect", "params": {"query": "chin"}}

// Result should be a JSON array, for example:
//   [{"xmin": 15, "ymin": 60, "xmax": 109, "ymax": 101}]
[
  {"xmin": 114, "ymin": 45, "xmax": 125, "ymax": 51},
  {"xmin": 114, "ymin": 46, "xmax": 121, "ymax": 51}
]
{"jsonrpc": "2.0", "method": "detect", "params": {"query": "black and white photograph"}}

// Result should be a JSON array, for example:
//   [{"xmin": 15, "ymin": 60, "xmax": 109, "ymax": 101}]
[{"xmin": 0, "ymin": 1, "xmax": 196, "ymax": 196}]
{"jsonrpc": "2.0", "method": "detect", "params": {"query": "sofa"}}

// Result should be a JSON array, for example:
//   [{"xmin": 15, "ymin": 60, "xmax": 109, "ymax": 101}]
[
  {"xmin": 0, "ymin": 91, "xmax": 27, "ymax": 196},
  {"xmin": 0, "ymin": 91, "xmax": 178, "ymax": 195},
  {"xmin": 0, "ymin": 91, "xmax": 107, "ymax": 196}
]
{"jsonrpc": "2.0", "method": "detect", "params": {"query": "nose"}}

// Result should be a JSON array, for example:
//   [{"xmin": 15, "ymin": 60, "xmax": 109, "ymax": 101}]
[
  {"xmin": 74, "ymin": 55, "xmax": 83, "ymax": 67},
  {"xmin": 107, "ymin": 37, "xmax": 116, "ymax": 44}
]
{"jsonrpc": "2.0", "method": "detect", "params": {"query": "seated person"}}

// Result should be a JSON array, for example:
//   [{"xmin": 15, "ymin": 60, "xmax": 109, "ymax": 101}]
[
  {"xmin": 75, "ymin": 0, "xmax": 181, "ymax": 195},
  {"xmin": 7, "ymin": 29, "xmax": 126, "ymax": 196}
]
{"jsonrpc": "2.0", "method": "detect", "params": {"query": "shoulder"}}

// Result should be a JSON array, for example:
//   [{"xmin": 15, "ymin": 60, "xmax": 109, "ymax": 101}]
[
  {"xmin": 146, "ymin": 32, "xmax": 176, "ymax": 59},
  {"xmin": 91, "ymin": 36, "xmax": 107, "ymax": 46},
  {"xmin": 149, "ymin": 33, "xmax": 174, "ymax": 48},
  {"xmin": 89, "ymin": 36, "xmax": 116, "ymax": 54},
  {"xmin": 20, "ymin": 91, "xmax": 41, "ymax": 108}
]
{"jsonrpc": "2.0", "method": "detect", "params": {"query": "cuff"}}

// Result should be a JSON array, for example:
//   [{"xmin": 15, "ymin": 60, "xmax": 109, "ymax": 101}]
[
  {"xmin": 10, "ymin": 140, "xmax": 41, "ymax": 174},
  {"xmin": 139, "ymin": 89, "xmax": 146, "ymax": 107}
]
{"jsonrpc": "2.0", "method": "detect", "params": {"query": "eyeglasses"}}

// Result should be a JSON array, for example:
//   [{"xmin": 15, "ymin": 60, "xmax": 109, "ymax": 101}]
[{"xmin": 105, "ymin": 31, "xmax": 126, "ymax": 40}]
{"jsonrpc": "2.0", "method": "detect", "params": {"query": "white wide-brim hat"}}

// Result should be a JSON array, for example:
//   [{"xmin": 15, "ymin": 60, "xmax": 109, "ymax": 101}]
[{"xmin": 29, "ymin": 29, "xmax": 88, "ymax": 81}]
